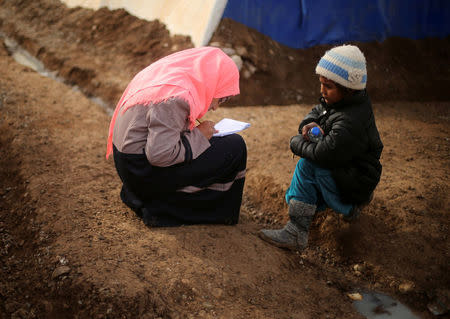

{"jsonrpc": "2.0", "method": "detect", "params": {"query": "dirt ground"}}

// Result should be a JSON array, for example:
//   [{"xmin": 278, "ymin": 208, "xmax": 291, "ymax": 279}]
[{"xmin": 0, "ymin": 0, "xmax": 449, "ymax": 318}]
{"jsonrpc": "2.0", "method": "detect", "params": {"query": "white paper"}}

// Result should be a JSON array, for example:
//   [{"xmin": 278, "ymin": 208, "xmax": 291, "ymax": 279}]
[{"xmin": 213, "ymin": 118, "xmax": 251, "ymax": 137}]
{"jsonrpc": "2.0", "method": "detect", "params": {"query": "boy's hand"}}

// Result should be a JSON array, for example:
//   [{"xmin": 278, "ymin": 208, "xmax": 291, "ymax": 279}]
[{"xmin": 302, "ymin": 122, "xmax": 324, "ymax": 140}]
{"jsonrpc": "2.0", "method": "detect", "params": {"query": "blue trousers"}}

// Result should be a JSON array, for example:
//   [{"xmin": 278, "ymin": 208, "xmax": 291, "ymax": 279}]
[{"xmin": 285, "ymin": 158, "xmax": 353, "ymax": 215}]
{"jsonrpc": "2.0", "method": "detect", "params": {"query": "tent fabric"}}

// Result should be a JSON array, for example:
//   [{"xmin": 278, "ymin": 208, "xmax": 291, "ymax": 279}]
[{"xmin": 222, "ymin": 0, "xmax": 450, "ymax": 49}]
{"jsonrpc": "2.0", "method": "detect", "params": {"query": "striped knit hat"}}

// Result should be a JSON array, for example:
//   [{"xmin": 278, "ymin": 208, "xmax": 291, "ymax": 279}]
[{"xmin": 315, "ymin": 45, "xmax": 367, "ymax": 90}]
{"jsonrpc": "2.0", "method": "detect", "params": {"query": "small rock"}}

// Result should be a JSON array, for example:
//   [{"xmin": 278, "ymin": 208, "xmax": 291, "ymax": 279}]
[
  {"xmin": 242, "ymin": 69, "xmax": 252, "ymax": 79},
  {"xmin": 221, "ymin": 47, "xmax": 236, "ymax": 56},
  {"xmin": 399, "ymin": 281, "xmax": 415, "ymax": 293},
  {"xmin": 347, "ymin": 292, "xmax": 363, "ymax": 301},
  {"xmin": 51, "ymin": 266, "xmax": 71, "ymax": 280},
  {"xmin": 353, "ymin": 264, "xmax": 365, "ymax": 272},
  {"xmin": 58, "ymin": 256, "xmax": 68, "ymax": 265},
  {"xmin": 235, "ymin": 46, "xmax": 248, "ymax": 56},
  {"xmin": 247, "ymin": 62, "xmax": 257, "ymax": 72},
  {"xmin": 202, "ymin": 302, "xmax": 214, "ymax": 309},
  {"xmin": 231, "ymin": 55, "xmax": 243, "ymax": 71},
  {"xmin": 181, "ymin": 278, "xmax": 190, "ymax": 285}
]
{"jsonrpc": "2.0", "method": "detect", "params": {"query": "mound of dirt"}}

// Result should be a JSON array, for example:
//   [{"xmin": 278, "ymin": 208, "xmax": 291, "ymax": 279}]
[
  {"xmin": 0, "ymin": 1, "xmax": 449, "ymax": 318},
  {"xmin": 1, "ymin": 0, "xmax": 449, "ymax": 107},
  {"xmin": 211, "ymin": 18, "xmax": 450, "ymax": 106}
]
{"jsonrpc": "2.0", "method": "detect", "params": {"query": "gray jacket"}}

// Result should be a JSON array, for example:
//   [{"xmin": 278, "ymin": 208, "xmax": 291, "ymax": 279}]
[{"xmin": 113, "ymin": 98, "xmax": 210, "ymax": 167}]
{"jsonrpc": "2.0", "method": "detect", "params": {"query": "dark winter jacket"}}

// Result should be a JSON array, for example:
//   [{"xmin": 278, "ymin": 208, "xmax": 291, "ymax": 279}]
[{"xmin": 290, "ymin": 90, "xmax": 383, "ymax": 204}]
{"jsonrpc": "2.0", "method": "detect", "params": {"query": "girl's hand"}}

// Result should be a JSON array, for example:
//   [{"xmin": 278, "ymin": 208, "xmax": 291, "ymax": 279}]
[
  {"xmin": 197, "ymin": 121, "xmax": 218, "ymax": 139},
  {"xmin": 302, "ymin": 122, "xmax": 324, "ymax": 140}
]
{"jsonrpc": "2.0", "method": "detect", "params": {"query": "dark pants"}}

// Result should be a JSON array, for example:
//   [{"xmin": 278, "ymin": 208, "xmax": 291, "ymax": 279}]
[{"xmin": 113, "ymin": 134, "xmax": 247, "ymax": 227}]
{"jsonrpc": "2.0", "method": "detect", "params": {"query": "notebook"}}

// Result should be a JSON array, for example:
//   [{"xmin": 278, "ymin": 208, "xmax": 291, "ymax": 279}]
[{"xmin": 213, "ymin": 118, "xmax": 251, "ymax": 137}]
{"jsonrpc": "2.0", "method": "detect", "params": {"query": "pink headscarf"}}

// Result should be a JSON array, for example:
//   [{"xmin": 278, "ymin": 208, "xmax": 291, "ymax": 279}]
[{"xmin": 106, "ymin": 46, "xmax": 240, "ymax": 159}]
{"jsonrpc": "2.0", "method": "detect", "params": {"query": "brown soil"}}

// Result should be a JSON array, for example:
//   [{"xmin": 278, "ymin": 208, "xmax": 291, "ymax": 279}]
[{"xmin": 0, "ymin": 0, "xmax": 449, "ymax": 318}]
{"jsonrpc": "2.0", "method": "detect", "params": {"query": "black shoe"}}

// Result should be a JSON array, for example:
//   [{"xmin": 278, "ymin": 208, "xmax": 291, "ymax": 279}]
[
  {"xmin": 344, "ymin": 193, "xmax": 374, "ymax": 222},
  {"xmin": 120, "ymin": 185, "xmax": 143, "ymax": 214},
  {"xmin": 343, "ymin": 205, "xmax": 361, "ymax": 222}
]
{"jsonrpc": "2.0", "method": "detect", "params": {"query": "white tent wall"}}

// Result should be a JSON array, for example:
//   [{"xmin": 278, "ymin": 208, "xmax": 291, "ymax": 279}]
[{"xmin": 61, "ymin": 0, "xmax": 228, "ymax": 47}]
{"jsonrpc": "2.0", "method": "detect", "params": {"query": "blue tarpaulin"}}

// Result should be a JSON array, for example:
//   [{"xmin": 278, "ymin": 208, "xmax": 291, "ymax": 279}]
[{"xmin": 222, "ymin": 0, "xmax": 450, "ymax": 48}]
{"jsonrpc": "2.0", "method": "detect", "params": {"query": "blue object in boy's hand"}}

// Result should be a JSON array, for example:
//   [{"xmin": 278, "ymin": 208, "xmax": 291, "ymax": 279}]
[{"xmin": 308, "ymin": 126, "xmax": 323, "ymax": 143}]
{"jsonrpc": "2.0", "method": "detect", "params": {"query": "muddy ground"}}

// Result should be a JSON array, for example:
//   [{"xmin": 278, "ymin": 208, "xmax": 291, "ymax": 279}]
[{"xmin": 0, "ymin": 0, "xmax": 449, "ymax": 318}]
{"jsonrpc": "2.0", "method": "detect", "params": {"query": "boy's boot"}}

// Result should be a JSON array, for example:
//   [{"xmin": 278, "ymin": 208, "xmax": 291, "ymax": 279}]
[{"xmin": 259, "ymin": 200, "xmax": 316, "ymax": 250}]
